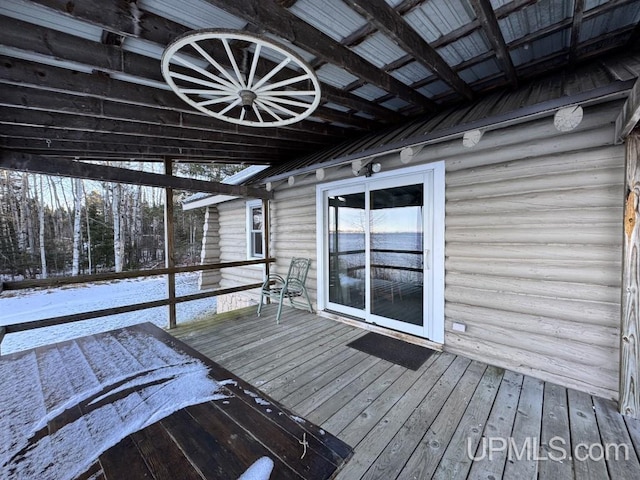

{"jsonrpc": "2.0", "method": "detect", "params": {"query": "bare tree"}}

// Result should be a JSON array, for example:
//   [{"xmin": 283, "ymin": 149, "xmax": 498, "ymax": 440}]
[
  {"xmin": 112, "ymin": 183, "xmax": 124, "ymax": 272},
  {"xmin": 34, "ymin": 175, "xmax": 48, "ymax": 279},
  {"xmin": 72, "ymin": 178, "xmax": 82, "ymax": 276}
]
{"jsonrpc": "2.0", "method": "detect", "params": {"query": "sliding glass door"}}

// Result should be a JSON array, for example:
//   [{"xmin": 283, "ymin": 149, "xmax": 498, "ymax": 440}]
[
  {"xmin": 369, "ymin": 181, "xmax": 424, "ymax": 327},
  {"xmin": 319, "ymin": 164, "xmax": 443, "ymax": 341}
]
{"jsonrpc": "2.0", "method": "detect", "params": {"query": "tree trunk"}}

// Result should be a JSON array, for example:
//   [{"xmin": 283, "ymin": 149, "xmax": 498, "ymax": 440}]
[
  {"xmin": 83, "ymin": 183, "xmax": 93, "ymax": 275},
  {"xmin": 35, "ymin": 175, "xmax": 48, "ymax": 279},
  {"xmin": 112, "ymin": 183, "xmax": 124, "ymax": 272},
  {"xmin": 72, "ymin": 178, "xmax": 83, "ymax": 276}
]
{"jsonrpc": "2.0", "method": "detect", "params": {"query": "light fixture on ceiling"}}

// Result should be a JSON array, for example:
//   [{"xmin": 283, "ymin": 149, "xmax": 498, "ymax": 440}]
[
  {"xmin": 350, "ymin": 159, "xmax": 382, "ymax": 177},
  {"xmin": 364, "ymin": 162, "xmax": 382, "ymax": 177},
  {"xmin": 161, "ymin": 29, "xmax": 321, "ymax": 127}
]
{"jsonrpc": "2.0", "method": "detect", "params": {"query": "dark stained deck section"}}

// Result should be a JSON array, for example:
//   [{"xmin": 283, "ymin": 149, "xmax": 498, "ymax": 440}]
[
  {"xmin": 0, "ymin": 322, "xmax": 351, "ymax": 480},
  {"xmin": 172, "ymin": 305, "xmax": 640, "ymax": 480}
]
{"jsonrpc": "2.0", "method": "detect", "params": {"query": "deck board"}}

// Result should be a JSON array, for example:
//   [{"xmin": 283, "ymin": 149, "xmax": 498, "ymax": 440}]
[
  {"xmin": 434, "ymin": 365, "xmax": 504, "ymax": 479},
  {"xmin": 171, "ymin": 305, "xmax": 640, "ymax": 480},
  {"xmin": 467, "ymin": 370, "xmax": 524, "ymax": 480}
]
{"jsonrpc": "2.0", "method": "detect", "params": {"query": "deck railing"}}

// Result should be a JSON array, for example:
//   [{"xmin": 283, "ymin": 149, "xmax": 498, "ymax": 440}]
[{"xmin": 0, "ymin": 258, "xmax": 275, "ymax": 353}]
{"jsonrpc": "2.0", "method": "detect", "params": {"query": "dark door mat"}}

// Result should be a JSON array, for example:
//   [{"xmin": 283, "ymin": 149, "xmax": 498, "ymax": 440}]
[{"xmin": 346, "ymin": 332, "xmax": 435, "ymax": 370}]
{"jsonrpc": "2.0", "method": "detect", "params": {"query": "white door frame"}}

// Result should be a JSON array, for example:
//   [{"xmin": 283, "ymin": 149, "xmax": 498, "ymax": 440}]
[{"xmin": 316, "ymin": 161, "xmax": 445, "ymax": 343}]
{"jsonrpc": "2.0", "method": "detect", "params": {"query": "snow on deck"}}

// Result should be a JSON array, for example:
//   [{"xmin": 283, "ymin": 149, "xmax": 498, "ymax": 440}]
[{"xmin": 0, "ymin": 327, "xmax": 228, "ymax": 479}]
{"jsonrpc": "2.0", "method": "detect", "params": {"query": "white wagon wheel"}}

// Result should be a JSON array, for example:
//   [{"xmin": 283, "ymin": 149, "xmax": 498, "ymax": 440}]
[{"xmin": 161, "ymin": 29, "xmax": 321, "ymax": 127}]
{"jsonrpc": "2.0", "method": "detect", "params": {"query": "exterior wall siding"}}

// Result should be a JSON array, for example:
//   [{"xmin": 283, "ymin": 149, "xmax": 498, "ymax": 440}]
[
  {"xmin": 199, "ymin": 206, "xmax": 221, "ymax": 290},
  {"xmin": 210, "ymin": 99, "xmax": 625, "ymax": 399},
  {"xmin": 441, "ymin": 102, "xmax": 624, "ymax": 400}
]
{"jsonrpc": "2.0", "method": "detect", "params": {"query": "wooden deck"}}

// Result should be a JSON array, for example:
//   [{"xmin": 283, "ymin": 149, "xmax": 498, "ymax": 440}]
[{"xmin": 171, "ymin": 305, "xmax": 640, "ymax": 480}]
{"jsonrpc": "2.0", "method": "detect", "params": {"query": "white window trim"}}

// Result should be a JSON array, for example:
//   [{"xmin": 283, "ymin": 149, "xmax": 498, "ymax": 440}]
[{"xmin": 246, "ymin": 200, "xmax": 265, "ymax": 260}]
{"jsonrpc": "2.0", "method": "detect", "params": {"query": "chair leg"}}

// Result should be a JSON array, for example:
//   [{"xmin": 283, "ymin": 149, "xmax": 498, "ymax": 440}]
[
  {"xmin": 276, "ymin": 292, "xmax": 285, "ymax": 324},
  {"xmin": 257, "ymin": 293, "xmax": 264, "ymax": 317},
  {"xmin": 303, "ymin": 288, "xmax": 314, "ymax": 313}
]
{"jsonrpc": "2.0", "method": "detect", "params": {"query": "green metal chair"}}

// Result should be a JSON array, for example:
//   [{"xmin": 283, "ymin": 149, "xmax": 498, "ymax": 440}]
[{"xmin": 257, "ymin": 257, "xmax": 313, "ymax": 323}]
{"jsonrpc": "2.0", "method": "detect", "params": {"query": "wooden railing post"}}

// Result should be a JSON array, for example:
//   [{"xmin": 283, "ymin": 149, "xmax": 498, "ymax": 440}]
[
  {"xmin": 263, "ymin": 198, "xmax": 271, "ymax": 304},
  {"xmin": 164, "ymin": 158, "xmax": 177, "ymax": 329},
  {"xmin": 620, "ymin": 131, "xmax": 640, "ymax": 417}
]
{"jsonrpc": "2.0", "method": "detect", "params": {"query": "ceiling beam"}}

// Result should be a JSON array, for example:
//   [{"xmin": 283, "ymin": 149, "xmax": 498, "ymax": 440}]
[
  {"xmin": 0, "ymin": 57, "xmax": 346, "ymax": 142},
  {"xmin": 470, "ymin": 0, "xmax": 518, "ymax": 87},
  {"xmin": 569, "ymin": 0, "xmax": 585, "ymax": 64},
  {"xmin": 0, "ymin": 125, "xmax": 308, "ymax": 158},
  {"xmin": 199, "ymin": 0, "xmax": 437, "ymax": 112},
  {"xmin": 0, "ymin": 137, "xmax": 282, "ymax": 162},
  {"xmin": 343, "ymin": 0, "xmax": 474, "ymax": 101},
  {"xmin": 0, "ymin": 106, "xmax": 337, "ymax": 150},
  {"xmin": 0, "ymin": 151, "xmax": 273, "ymax": 199}
]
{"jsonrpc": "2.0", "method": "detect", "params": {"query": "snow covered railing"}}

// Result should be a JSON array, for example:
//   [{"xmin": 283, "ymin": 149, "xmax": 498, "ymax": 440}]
[{"xmin": 0, "ymin": 258, "xmax": 275, "ymax": 354}]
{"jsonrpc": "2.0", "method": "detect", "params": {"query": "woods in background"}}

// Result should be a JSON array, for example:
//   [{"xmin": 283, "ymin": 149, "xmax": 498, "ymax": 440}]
[{"xmin": 0, "ymin": 162, "xmax": 241, "ymax": 280}]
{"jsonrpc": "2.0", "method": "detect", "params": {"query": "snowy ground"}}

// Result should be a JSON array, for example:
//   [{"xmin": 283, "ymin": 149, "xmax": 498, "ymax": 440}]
[{"xmin": 0, "ymin": 273, "xmax": 217, "ymax": 355}]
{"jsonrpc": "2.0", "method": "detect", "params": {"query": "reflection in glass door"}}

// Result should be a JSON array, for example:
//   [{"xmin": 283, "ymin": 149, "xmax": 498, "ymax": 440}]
[
  {"xmin": 370, "ymin": 184, "xmax": 424, "ymax": 326},
  {"xmin": 328, "ymin": 191, "xmax": 366, "ymax": 310}
]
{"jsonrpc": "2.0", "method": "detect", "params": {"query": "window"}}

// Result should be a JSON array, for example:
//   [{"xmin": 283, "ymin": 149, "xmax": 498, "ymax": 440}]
[{"xmin": 246, "ymin": 200, "xmax": 264, "ymax": 259}]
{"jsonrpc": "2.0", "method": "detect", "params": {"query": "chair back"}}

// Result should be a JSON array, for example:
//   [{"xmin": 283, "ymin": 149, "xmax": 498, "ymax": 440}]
[{"xmin": 287, "ymin": 258, "xmax": 311, "ymax": 289}]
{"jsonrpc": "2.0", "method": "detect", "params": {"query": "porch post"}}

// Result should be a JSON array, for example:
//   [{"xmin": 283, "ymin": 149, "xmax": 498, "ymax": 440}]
[
  {"xmin": 164, "ymin": 158, "xmax": 177, "ymax": 329},
  {"xmin": 620, "ymin": 131, "xmax": 640, "ymax": 417},
  {"xmin": 263, "ymin": 198, "xmax": 271, "ymax": 304}
]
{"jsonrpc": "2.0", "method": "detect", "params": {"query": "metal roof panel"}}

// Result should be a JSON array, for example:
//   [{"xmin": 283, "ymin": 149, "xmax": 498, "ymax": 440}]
[
  {"xmin": 0, "ymin": 0, "xmax": 103, "ymax": 41},
  {"xmin": 316, "ymin": 63, "xmax": 360, "ymax": 88},
  {"xmin": 499, "ymin": 0, "xmax": 573, "ymax": 44},
  {"xmin": 380, "ymin": 97, "xmax": 411, "ymax": 111},
  {"xmin": 391, "ymin": 61, "xmax": 434, "ymax": 85},
  {"xmin": 289, "ymin": 0, "xmax": 368, "ymax": 42},
  {"xmin": 459, "ymin": 58, "xmax": 502, "ymax": 83},
  {"xmin": 510, "ymin": 30, "xmax": 570, "ymax": 67},
  {"xmin": 418, "ymin": 80, "xmax": 453, "ymax": 98},
  {"xmin": 138, "ymin": 0, "xmax": 246, "ymax": 29},
  {"xmin": 580, "ymin": 3, "xmax": 640, "ymax": 42},
  {"xmin": 351, "ymin": 84, "xmax": 390, "ymax": 101},
  {"xmin": 352, "ymin": 32, "xmax": 408, "ymax": 68},
  {"xmin": 404, "ymin": 0, "xmax": 476, "ymax": 42},
  {"xmin": 437, "ymin": 30, "xmax": 491, "ymax": 67}
]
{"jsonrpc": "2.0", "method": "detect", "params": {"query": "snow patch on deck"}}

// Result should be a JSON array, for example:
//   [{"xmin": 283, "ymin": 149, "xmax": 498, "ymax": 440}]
[{"xmin": 0, "ymin": 329, "xmax": 228, "ymax": 479}]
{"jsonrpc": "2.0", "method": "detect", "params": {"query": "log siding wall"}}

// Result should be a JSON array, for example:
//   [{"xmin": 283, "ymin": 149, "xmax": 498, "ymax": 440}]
[
  {"xmin": 199, "ymin": 206, "xmax": 221, "ymax": 290},
  {"xmin": 213, "ymin": 99, "xmax": 625, "ymax": 399}
]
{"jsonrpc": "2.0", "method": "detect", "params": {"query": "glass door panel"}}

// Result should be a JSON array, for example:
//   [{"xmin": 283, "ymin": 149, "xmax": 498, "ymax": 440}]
[
  {"xmin": 370, "ymin": 184, "xmax": 424, "ymax": 326},
  {"xmin": 328, "ymin": 192, "xmax": 366, "ymax": 310}
]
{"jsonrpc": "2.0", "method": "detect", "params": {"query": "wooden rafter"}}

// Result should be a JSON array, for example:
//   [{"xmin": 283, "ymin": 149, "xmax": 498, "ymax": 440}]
[
  {"xmin": 198, "ymin": 0, "xmax": 436, "ymax": 112},
  {"xmin": 0, "ymin": 139, "xmax": 279, "ymax": 163},
  {"xmin": 0, "ymin": 152, "xmax": 273, "ymax": 199},
  {"xmin": 343, "ymin": 0, "xmax": 474, "ymax": 101},
  {"xmin": 0, "ymin": 58, "xmax": 345, "ymax": 142},
  {"xmin": 569, "ymin": 0, "xmax": 586, "ymax": 64},
  {"xmin": 470, "ymin": 0, "xmax": 518, "ymax": 87}
]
